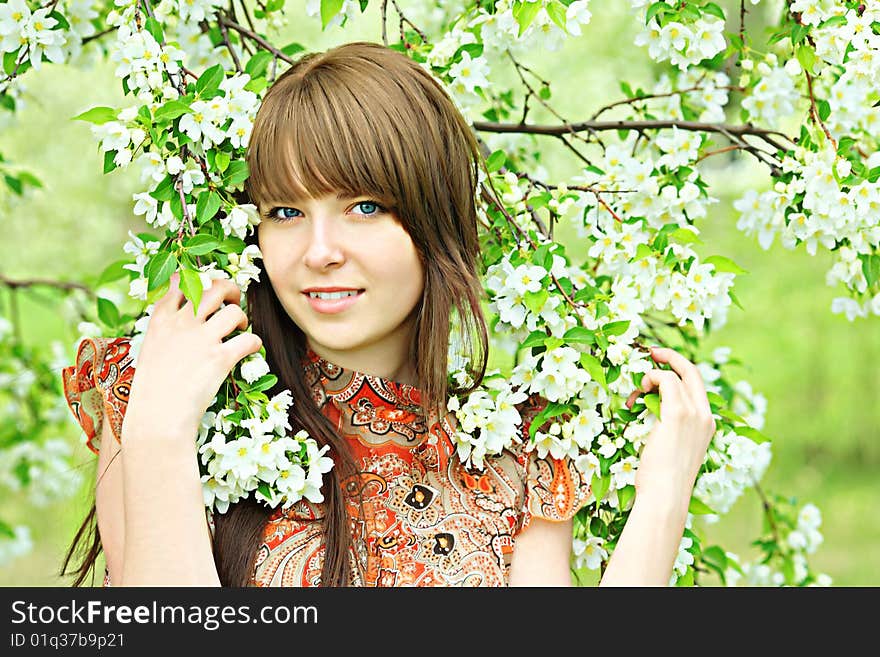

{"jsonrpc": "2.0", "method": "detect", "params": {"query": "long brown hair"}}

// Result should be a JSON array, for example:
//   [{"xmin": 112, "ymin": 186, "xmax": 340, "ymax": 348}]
[{"xmin": 62, "ymin": 40, "xmax": 489, "ymax": 587}]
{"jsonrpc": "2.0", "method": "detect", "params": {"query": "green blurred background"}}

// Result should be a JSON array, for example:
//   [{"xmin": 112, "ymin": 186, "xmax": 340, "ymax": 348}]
[{"xmin": 0, "ymin": 2, "xmax": 877, "ymax": 586}]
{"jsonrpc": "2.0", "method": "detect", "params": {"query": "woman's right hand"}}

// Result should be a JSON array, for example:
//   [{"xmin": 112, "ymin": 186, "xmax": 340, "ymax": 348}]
[{"xmin": 122, "ymin": 272, "xmax": 263, "ymax": 445}]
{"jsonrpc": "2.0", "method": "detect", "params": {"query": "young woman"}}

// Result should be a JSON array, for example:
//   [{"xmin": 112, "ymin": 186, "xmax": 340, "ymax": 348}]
[{"xmin": 61, "ymin": 41, "xmax": 716, "ymax": 587}]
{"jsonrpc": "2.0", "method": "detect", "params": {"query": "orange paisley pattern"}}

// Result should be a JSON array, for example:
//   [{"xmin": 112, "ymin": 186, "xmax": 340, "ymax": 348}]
[{"xmin": 62, "ymin": 336, "xmax": 593, "ymax": 587}]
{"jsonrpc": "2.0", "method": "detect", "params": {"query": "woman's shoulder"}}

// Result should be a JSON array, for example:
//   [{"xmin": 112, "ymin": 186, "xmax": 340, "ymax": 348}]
[{"xmin": 61, "ymin": 335, "xmax": 137, "ymax": 455}]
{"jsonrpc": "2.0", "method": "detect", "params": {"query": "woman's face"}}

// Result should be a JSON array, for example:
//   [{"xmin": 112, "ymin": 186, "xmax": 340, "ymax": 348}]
[{"xmin": 257, "ymin": 192, "xmax": 424, "ymax": 377}]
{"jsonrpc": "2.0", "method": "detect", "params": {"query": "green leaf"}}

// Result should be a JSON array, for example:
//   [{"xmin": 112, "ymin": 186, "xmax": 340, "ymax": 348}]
[
  {"xmin": 3, "ymin": 51, "xmax": 18, "ymax": 76},
  {"xmin": 818, "ymin": 15, "xmax": 848, "ymax": 29},
  {"xmin": 245, "ymin": 51, "xmax": 273, "ymax": 79},
  {"xmin": 733, "ymin": 425, "xmax": 772, "ymax": 444},
  {"xmin": 154, "ymin": 99, "xmax": 191, "ymax": 123},
  {"xmin": 97, "ymin": 297, "xmax": 120, "ymax": 328},
  {"xmin": 528, "ymin": 401, "xmax": 570, "ymax": 440},
  {"xmin": 704, "ymin": 255, "xmax": 748, "ymax": 275},
  {"xmin": 679, "ymin": 4, "xmax": 700, "ymax": 21},
  {"xmin": 728, "ymin": 288, "xmax": 744, "ymax": 311},
  {"xmin": 486, "ymin": 149, "xmax": 507, "ymax": 173},
  {"xmin": 701, "ymin": 545, "xmax": 728, "ymax": 572},
  {"xmin": 146, "ymin": 251, "xmax": 179, "ymax": 292},
  {"xmin": 817, "ymin": 99, "xmax": 831, "ymax": 122},
  {"xmin": 521, "ymin": 330, "xmax": 548, "ymax": 349},
  {"xmin": 214, "ymin": 150, "xmax": 231, "ymax": 174},
  {"xmin": 543, "ymin": 336, "xmax": 564, "ymax": 351},
  {"xmin": 320, "ymin": 0, "xmax": 345, "ymax": 28},
  {"xmin": 179, "ymin": 267, "xmax": 203, "ymax": 315},
  {"xmin": 196, "ymin": 190, "xmax": 222, "ymax": 225},
  {"xmin": 573, "ymin": 284, "xmax": 598, "ymax": 303},
  {"xmin": 196, "ymin": 64, "xmax": 225, "ymax": 97},
  {"xmin": 633, "ymin": 243, "xmax": 654, "ymax": 261},
  {"xmin": 257, "ymin": 482, "xmax": 272, "ymax": 500},
  {"xmin": 688, "ymin": 496, "xmax": 717, "ymax": 515},
  {"xmin": 102, "ymin": 150, "xmax": 117, "ymax": 174},
  {"xmin": 791, "ymin": 23, "xmax": 809, "ymax": 46},
  {"xmin": 796, "ymin": 45, "xmax": 816, "ymax": 72},
  {"xmin": 617, "ymin": 485, "xmax": 635, "ymax": 511},
  {"xmin": 589, "ymin": 516, "xmax": 607, "ymax": 538},
  {"xmin": 591, "ymin": 472, "xmax": 610, "ymax": 504},
  {"xmin": 242, "ymin": 374, "xmax": 278, "ymax": 393},
  {"xmin": 150, "ymin": 174, "xmax": 176, "ymax": 202},
  {"xmin": 184, "ymin": 233, "xmax": 221, "ymax": 256},
  {"xmin": 701, "ymin": 2, "xmax": 725, "ymax": 21},
  {"xmin": 281, "ymin": 42, "xmax": 306, "ymax": 57},
  {"xmin": 859, "ymin": 254, "xmax": 880, "ymax": 287},
  {"xmin": 563, "ymin": 326, "xmax": 596, "ymax": 345},
  {"xmin": 643, "ymin": 392, "xmax": 661, "ymax": 419},
  {"xmin": 71, "ymin": 106, "xmax": 118, "ymax": 125},
  {"xmin": 514, "ymin": 0, "xmax": 542, "ymax": 37},
  {"xmin": 222, "ymin": 160, "xmax": 249, "ymax": 186},
  {"xmin": 0, "ymin": 519, "xmax": 15, "ymax": 539},
  {"xmin": 579, "ymin": 352, "xmax": 607, "ymax": 390},
  {"xmin": 602, "ymin": 320, "xmax": 630, "ymax": 336},
  {"xmin": 717, "ymin": 407, "xmax": 747, "ymax": 425},
  {"xmin": 531, "ymin": 244, "xmax": 550, "ymax": 270},
  {"xmin": 546, "ymin": 1, "xmax": 568, "ymax": 31},
  {"xmin": 646, "ymin": 1, "xmax": 670, "ymax": 24},
  {"xmin": 145, "ymin": 16, "xmax": 164, "ymax": 44},
  {"xmin": 97, "ymin": 259, "xmax": 131, "ymax": 286},
  {"xmin": 4, "ymin": 174, "xmax": 21, "ymax": 195},
  {"xmin": 15, "ymin": 171, "xmax": 39, "ymax": 190},
  {"xmin": 219, "ymin": 237, "xmax": 247, "ymax": 253},
  {"xmin": 523, "ymin": 289, "xmax": 549, "ymax": 315},
  {"xmin": 668, "ymin": 227, "xmax": 702, "ymax": 245},
  {"xmin": 675, "ymin": 567, "xmax": 695, "ymax": 587}
]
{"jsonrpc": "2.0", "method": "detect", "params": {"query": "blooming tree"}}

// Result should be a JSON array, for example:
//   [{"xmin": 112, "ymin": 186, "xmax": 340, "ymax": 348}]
[{"xmin": 3, "ymin": 0, "xmax": 874, "ymax": 586}]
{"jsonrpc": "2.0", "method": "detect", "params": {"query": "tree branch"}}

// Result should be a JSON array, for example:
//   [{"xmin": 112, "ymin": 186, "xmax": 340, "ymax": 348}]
[
  {"xmin": 217, "ymin": 15, "xmax": 297, "ymax": 65},
  {"xmin": 0, "ymin": 273, "xmax": 96, "ymax": 296}
]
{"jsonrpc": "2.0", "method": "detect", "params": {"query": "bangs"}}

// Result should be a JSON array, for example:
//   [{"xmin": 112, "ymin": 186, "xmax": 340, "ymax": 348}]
[{"xmin": 246, "ymin": 71, "xmax": 408, "ymax": 213}]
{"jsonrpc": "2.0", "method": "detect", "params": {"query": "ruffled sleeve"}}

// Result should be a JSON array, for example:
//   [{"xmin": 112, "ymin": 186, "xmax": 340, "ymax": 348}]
[
  {"xmin": 511, "ymin": 394, "xmax": 593, "ymax": 535},
  {"xmin": 61, "ymin": 336, "xmax": 136, "ymax": 456}
]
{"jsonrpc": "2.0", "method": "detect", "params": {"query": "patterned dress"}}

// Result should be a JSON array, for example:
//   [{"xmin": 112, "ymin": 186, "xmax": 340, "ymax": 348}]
[{"xmin": 62, "ymin": 336, "xmax": 593, "ymax": 587}]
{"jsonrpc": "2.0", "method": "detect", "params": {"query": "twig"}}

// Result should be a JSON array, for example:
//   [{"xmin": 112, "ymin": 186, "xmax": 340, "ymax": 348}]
[
  {"xmin": 218, "ymin": 11, "xmax": 244, "ymax": 73},
  {"xmin": 589, "ymin": 83, "xmax": 745, "ymax": 122},
  {"xmin": 473, "ymin": 117, "xmax": 793, "ymax": 171},
  {"xmin": 389, "ymin": 0, "xmax": 429, "ymax": 44},
  {"xmin": 0, "ymin": 273, "xmax": 96, "ymax": 296},
  {"xmin": 217, "ymin": 15, "xmax": 297, "ymax": 65}
]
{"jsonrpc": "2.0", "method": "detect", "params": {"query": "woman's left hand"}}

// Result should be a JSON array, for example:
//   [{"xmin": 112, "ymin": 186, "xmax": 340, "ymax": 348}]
[{"xmin": 624, "ymin": 345, "xmax": 717, "ymax": 505}]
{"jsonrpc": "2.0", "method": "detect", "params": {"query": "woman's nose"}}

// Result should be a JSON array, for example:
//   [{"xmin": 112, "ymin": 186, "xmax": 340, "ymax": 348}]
[{"xmin": 302, "ymin": 216, "xmax": 346, "ymax": 270}]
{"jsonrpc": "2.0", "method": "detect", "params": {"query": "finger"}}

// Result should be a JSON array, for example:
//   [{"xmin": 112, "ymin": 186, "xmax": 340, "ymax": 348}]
[
  {"xmin": 649, "ymin": 346, "xmax": 711, "ymax": 413},
  {"xmin": 205, "ymin": 303, "xmax": 248, "ymax": 340},
  {"xmin": 219, "ymin": 331, "xmax": 263, "ymax": 370},
  {"xmin": 638, "ymin": 369, "xmax": 687, "ymax": 411},
  {"xmin": 156, "ymin": 271, "xmax": 185, "ymax": 314},
  {"xmin": 183, "ymin": 279, "xmax": 242, "ymax": 322}
]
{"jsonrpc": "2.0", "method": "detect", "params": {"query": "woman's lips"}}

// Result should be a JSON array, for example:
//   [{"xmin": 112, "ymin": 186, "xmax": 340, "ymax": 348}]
[{"xmin": 302, "ymin": 290, "xmax": 365, "ymax": 314}]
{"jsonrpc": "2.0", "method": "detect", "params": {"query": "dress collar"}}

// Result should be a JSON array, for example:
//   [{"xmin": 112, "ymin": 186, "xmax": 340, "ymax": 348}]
[{"xmin": 303, "ymin": 347, "xmax": 425, "ymax": 414}]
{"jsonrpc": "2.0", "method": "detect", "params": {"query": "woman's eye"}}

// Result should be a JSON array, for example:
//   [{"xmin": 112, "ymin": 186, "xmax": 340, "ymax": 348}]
[
  {"xmin": 266, "ymin": 207, "xmax": 301, "ymax": 222},
  {"xmin": 353, "ymin": 201, "xmax": 383, "ymax": 216}
]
